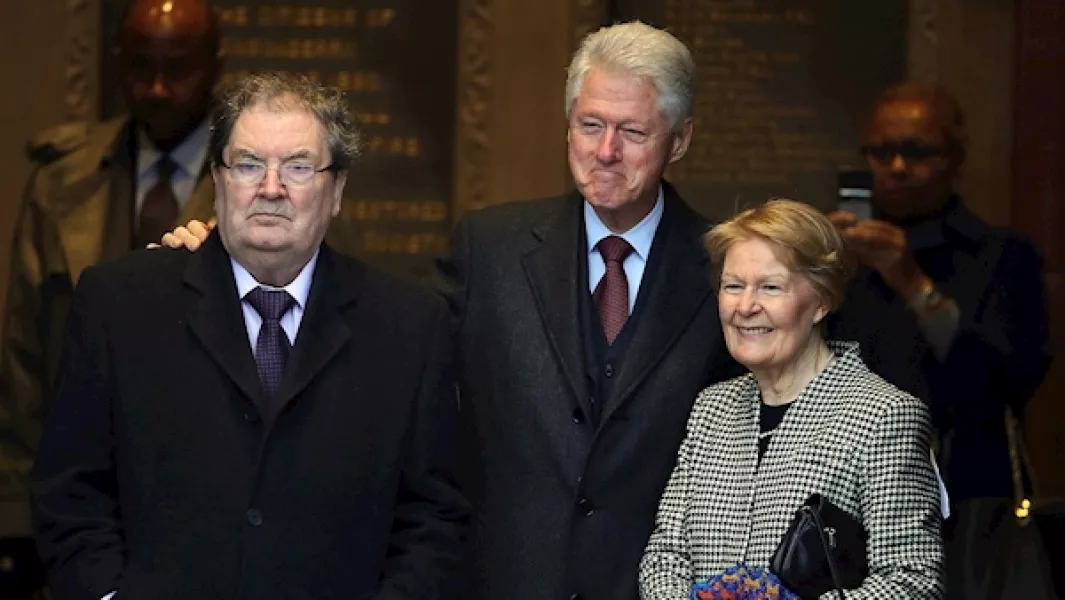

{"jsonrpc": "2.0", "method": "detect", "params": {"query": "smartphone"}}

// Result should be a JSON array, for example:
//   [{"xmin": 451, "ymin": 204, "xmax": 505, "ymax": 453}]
[{"xmin": 836, "ymin": 169, "xmax": 873, "ymax": 220}]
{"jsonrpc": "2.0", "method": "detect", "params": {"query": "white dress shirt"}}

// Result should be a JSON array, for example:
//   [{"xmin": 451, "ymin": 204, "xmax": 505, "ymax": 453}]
[
  {"xmin": 231, "ymin": 252, "xmax": 318, "ymax": 348},
  {"xmin": 585, "ymin": 186, "xmax": 665, "ymax": 314}
]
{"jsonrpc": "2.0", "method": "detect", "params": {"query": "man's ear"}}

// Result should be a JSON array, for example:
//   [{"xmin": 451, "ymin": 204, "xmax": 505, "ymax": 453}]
[
  {"xmin": 669, "ymin": 118, "xmax": 693, "ymax": 164},
  {"xmin": 331, "ymin": 172, "xmax": 347, "ymax": 217}
]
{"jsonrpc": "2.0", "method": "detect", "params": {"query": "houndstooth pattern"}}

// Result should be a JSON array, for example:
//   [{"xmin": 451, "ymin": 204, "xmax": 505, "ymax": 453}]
[{"xmin": 639, "ymin": 341, "xmax": 944, "ymax": 600}]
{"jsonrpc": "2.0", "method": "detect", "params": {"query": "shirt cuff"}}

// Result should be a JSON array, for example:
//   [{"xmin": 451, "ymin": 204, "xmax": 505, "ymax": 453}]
[{"xmin": 932, "ymin": 449, "xmax": 951, "ymax": 519}]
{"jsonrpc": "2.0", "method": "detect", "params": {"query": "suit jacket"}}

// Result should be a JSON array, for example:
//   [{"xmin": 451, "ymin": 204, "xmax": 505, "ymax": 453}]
[
  {"xmin": 30, "ymin": 232, "xmax": 468, "ymax": 600},
  {"xmin": 434, "ymin": 183, "xmax": 738, "ymax": 600},
  {"xmin": 639, "ymin": 342, "xmax": 945, "ymax": 600},
  {"xmin": 828, "ymin": 197, "xmax": 1053, "ymax": 500},
  {"xmin": 0, "ymin": 117, "xmax": 215, "ymax": 535}
]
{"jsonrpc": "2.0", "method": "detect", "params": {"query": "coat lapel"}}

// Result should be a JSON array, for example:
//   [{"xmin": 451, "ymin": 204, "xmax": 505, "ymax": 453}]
[
  {"xmin": 53, "ymin": 119, "xmax": 132, "ymax": 282},
  {"xmin": 55, "ymin": 121, "xmax": 216, "ymax": 283},
  {"xmin": 521, "ymin": 194, "xmax": 591, "ymax": 418},
  {"xmin": 936, "ymin": 206, "xmax": 999, "ymax": 322},
  {"xmin": 767, "ymin": 342, "xmax": 863, "ymax": 457},
  {"xmin": 599, "ymin": 185, "xmax": 714, "ymax": 426},
  {"xmin": 183, "ymin": 232, "xmax": 264, "ymax": 404},
  {"xmin": 54, "ymin": 175, "xmax": 115, "ymax": 283},
  {"xmin": 184, "ymin": 238, "xmax": 357, "ymax": 417},
  {"xmin": 274, "ymin": 246, "xmax": 357, "ymax": 411}
]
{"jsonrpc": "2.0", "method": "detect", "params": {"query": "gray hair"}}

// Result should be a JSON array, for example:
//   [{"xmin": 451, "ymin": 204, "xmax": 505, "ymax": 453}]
[
  {"xmin": 565, "ymin": 21, "xmax": 694, "ymax": 132},
  {"xmin": 209, "ymin": 72, "xmax": 361, "ymax": 172}
]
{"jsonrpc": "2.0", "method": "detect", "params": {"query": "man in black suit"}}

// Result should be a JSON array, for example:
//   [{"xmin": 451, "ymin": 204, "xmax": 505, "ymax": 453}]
[
  {"xmin": 435, "ymin": 22, "xmax": 736, "ymax": 600},
  {"xmin": 31, "ymin": 72, "xmax": 467, "ymax": 600}
]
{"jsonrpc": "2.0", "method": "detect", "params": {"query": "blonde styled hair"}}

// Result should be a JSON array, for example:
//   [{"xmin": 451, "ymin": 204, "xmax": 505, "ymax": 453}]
[{"xmin": 704, "ymin": 199, "xmax": 852, "ymax": 311}]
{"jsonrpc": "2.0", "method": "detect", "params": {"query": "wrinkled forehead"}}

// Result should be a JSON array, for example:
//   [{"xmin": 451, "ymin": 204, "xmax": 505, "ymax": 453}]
[
  {"xmin": 227, "ymin": 105, "xmax": 328, "ymax": 159},
  {"xmin": 573, "ymin": 68, "xmax": 665, "ymax": 122},
  {"xmin": 866, "ymin": 100, "xmax": 949, "ymax": 144}
]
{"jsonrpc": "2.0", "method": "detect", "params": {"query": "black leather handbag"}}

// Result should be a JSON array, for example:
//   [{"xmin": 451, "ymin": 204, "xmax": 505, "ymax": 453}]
[
  {"xmin": 944, "ymin": 408, "xmax": 1064, "ymax": 600},
  {"xmin": 770, "ymin": 493, "xmax": 869, "ymax": 600}
]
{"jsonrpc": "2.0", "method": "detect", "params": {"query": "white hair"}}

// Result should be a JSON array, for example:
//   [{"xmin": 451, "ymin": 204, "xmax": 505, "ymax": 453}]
[{"xmin": 565, "ymin": 21, "xmax": 694, "ymax": 132}]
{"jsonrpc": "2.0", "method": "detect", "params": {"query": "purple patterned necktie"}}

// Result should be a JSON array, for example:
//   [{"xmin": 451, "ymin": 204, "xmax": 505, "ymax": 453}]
[
  {"xmin": 593, "ymin": 235, "xmax": 634, "ymax": 344},
  {"xmin": 245, "ymin": 287, "xmax": 296, "ymax": 400}
]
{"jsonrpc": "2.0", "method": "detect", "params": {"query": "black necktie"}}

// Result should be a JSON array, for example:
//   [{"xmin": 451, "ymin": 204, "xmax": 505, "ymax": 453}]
[
  {"xmin": 137, "ymin": 155, "xmax": 179, "ymax": 248},
  {"xmin": 245, "ymin": 287, "xmax": 296, "ymax": 402}
]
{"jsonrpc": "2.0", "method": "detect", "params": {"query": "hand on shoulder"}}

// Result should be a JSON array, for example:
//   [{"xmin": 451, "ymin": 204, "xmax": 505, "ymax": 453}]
[{"xmin": 147, "ymin": 218, "xmax": 216, "ymax": 251}]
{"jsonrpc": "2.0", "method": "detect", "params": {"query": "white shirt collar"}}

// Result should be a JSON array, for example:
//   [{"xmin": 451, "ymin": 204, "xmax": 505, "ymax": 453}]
[
  {"xmin": 230, "ymin": 250, "xmax": 319, "ymax": 309},
  {"xmin": 137, "ymin": 119, "xmax": 212, "ymax": 180},
  {"xmin": 584, "ymin": 185, "xmax": 665, "ymax": 260}
]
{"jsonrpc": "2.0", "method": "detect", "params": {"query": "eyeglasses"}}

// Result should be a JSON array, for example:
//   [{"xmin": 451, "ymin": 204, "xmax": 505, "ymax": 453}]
[
  {"xmin": 861, "ymin": 142, "xmax": 951, "ymax": 164},
  {"xmin": 220, "ymin": 158, "xmax": 334, "ymax": 188}
]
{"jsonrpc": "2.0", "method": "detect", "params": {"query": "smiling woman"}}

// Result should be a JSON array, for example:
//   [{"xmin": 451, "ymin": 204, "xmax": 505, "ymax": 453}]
[
  {"xmin": 704, "ymin": 200, "xmax": 850, "ymax": 402},
  {"xmin": 638, "ymin": 199, "xmax": 947, "ymax": 600},
  {"xmin": 715, "ymin": 236, "xmax": 830, "ymax": 393}
]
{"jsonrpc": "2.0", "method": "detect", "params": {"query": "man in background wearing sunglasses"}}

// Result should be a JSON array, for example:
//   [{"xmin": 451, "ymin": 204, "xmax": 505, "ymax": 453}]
[
  {"xmin": 826, "ymin": 82, "xmax": 1052, "ymax": 539},
  {"xmin": 0, "ymin": 1, "xmax": 222, "ymax": 597}
]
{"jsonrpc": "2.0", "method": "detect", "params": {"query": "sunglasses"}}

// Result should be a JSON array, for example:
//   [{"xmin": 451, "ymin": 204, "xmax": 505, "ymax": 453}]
[{"xmin": 861, "ymin": 142, "xmax": 952, "ymax": 164}]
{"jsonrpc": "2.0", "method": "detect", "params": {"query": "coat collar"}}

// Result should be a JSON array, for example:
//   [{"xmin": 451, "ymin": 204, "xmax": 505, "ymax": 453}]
[
  {"xmin": 183, "ymin": 233, "xmax": 360, "ymax": 417},
  {"xmin": 520, "ymin": 181, "xmax": 715, "ymax": 425}
]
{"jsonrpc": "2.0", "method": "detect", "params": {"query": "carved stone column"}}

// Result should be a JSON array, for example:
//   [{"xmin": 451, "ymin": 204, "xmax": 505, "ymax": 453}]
[
  {"xmin": 65, "ymin": 0, "xmax": 100, "ymax": 121},
  {"xmin": 453, "ymin": 0, "xmax": 493, "ymax": 218},
  {"xmin": 0, "ymin": 0, "xmax": 98, "ymax": 536},
  {"xmin": 452, "ymin": 0, "xmax": 608, "ymax": 219}
]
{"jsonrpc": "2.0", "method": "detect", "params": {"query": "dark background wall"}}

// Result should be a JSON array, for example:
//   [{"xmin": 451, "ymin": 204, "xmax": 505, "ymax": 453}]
[{"xmin": 0, "ymin": 0, "xmax": 1060, "ymax": 495}]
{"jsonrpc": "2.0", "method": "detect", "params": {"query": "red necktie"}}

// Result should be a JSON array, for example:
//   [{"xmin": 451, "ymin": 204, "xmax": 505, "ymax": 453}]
[
  {"xmin": 137, "ymin": 155, "xmax": 179, "ymax": 248},
  {"xmin": 593, "ymin": 236, "xmax": 634, "ymax": 344}
]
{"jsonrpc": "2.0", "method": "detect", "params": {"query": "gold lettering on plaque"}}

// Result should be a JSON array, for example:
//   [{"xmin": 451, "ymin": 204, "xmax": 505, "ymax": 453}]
[
  {"xmin": 221, "ymin": 38, "xmax": 357, "ymax": 59},
  {"xmin": 365, "ymin": 8, "xmax": 396, "ymax": 28},
  {"xmin": 361, "ymin": 232, "xmax": 449, "ymax": 255},
  {"xmin": 664, "ymin": 1, "xmax": 854, "ymax": 186}
]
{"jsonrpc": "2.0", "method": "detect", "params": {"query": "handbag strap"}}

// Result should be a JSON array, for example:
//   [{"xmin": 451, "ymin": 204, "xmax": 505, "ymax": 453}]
[
  {"xmin": 1004, "ymin": 406, "xmax": 1039, "ymax": 521},
  {"xmin": 804, "ymin": 505, "xmax": 847, "ymax": 600}
]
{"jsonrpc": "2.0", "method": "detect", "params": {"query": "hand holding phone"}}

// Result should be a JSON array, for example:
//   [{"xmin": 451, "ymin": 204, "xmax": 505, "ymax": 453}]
[{"xmin": 836, "ymin": 169, "xmax": 873, "ymax": 221}]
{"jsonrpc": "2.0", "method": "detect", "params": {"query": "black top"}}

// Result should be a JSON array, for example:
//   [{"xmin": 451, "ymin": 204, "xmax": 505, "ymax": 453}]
[{"xmin": 757, "ymin": 401, "xmax": 792, "ymax": 462}]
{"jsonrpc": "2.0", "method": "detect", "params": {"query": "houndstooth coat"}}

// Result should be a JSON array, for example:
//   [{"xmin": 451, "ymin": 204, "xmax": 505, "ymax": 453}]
[{"xmin": 639, "ymin": 341, "xmax": 944, "ymax": 600}]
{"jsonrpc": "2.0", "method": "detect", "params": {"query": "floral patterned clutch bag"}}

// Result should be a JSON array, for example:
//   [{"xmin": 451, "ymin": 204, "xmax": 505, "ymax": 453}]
[{"xmin": 690, "ymin": 563, "xmax": 801, "ymax": 599}]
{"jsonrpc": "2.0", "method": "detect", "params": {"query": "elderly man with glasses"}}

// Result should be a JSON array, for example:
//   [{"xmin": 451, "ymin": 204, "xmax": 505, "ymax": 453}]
[{"xmin": 30, "ymin": 72, "xmax": 468, "ymax": 600}]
